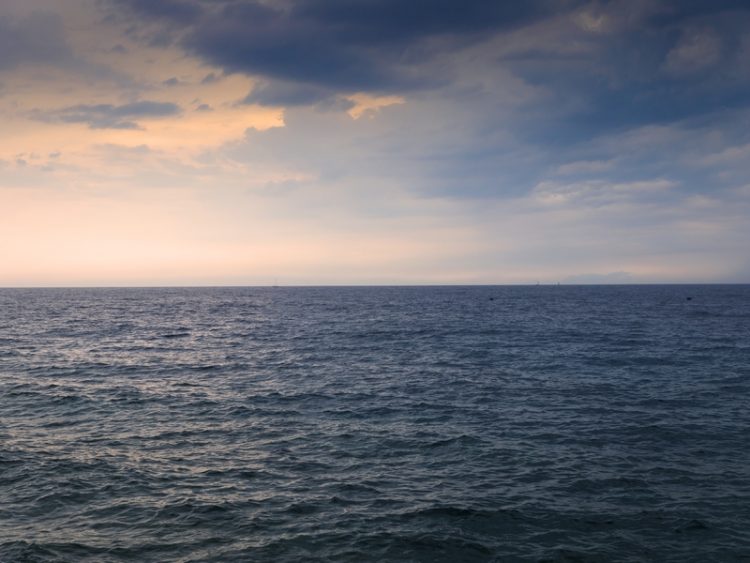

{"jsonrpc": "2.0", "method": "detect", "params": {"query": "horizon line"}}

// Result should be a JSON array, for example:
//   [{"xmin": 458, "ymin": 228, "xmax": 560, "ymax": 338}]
[{"xmin": 1, "ymin": 282, "xmax": 749, "ymax": 290}]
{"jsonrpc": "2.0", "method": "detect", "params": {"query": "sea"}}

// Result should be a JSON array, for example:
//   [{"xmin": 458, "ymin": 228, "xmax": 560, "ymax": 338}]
[{"xmin": 1, "ymin": 285, "xmax": 749, "ymax": 562}]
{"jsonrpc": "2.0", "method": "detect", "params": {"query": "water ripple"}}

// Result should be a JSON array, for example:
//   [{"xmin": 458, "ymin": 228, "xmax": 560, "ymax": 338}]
[{"xmin": 1, "ymin": 286, "xmax": 749, "ymax": 561}]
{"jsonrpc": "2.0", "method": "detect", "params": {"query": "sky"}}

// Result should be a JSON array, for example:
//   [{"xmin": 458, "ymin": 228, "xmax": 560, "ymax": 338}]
[{"xmin": 2, "ymin": 0, "xmax": 750, "ymax": 286}]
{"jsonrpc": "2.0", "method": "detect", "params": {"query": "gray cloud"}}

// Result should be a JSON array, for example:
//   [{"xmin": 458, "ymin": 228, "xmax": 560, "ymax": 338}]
[
  {"xmin": 200, "ymin": 72, "xmax": 220, "ymax": 84},
  {"xmin": 101, "ymin": 0, "xmax": 750, "ymax": 143},
  {"xmin": 37, "ymin": 101, "xmax": 182, "ymax": 129},
  {"xmin": 243, "ymin": 80, "xmax": 339, "ymax": 107},
  {"xmin": 0, "ymin": 12, "xmax": 72, "ymax": 70},
  {"xmin": 110, "ymin": 0, "xmax": 202, "ymax": 25},
  {"xmin": 108, "ymin": 0, "xmax": 572, "ymax": 96}
]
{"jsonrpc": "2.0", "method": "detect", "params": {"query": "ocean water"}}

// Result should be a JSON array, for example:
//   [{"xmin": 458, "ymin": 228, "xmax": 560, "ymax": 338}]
[{"xmin": 1, "ymin": 285, "xmax": 749, "ymax": 562}]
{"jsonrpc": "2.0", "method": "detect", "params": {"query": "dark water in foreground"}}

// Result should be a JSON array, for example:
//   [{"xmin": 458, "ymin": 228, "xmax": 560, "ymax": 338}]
[{"xmin": 1, "ymin": 286, "xmax": 749, "ymax": 562}]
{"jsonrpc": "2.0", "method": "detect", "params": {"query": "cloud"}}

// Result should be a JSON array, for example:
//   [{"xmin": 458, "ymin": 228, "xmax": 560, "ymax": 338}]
[
  {"xmin": 95, "ymin": 143, "xmax": 152, "ymax": 155},
  {"xmin": 699, "ymin": 142, "xmax": 750, "ymax": 166},
  {"xmin": 243, "ymin": 80, "xmax": 339, "ymax": 107},
  {"xmin": 104, "ymin": 3, "xmax": 749, "ymax": 83},
  {"xmin": 89, "ymin": 0, "xmax": 750, "ymax": 202},
  {"xmin": 36, "ymin": 101, "xmax": 182, "ymax": 129},
  {"xmin": 110, "ymin": 0, "xmax": 202, "ymax": 25},
  {"xmin": 664, "ymin": 28, "xmax": 722, "ymax": 75},
  {"xmin": 200, "ymin": 72, "xmax": 220, "ymax": 84},
  {"xmin": 104, "ymin": 0, "xmax": 571, "ymax": 99},
  {"xmin": 533, "ymin": 179, "xmax": 676, "ymax": 206},
  {"xmin": 0, "ymin": 12, "xmax": 72, "ymax": 70}
]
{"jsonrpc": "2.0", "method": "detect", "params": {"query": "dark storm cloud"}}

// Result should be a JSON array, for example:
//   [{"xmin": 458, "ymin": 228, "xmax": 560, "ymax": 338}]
[
  {"xmin": 492, "ymin": 2, "xmax": 750, "ymax": 148},
  {"xmin": 37, "ymin": 101, "xmax": 182, "ymax": 129},
  {"xmin": 108, "ymin": 0, "xmax": 565, "ymax": 96},
  {"xmin": 105, "ymin": 0, "xmax": 750, "ymax": 113},
  {"xmin": 104, "ymin": 0, "xmax": 750, "ymax": 196},
  {"xmin": 0, "ymin": 12, "xmax": 72, "ymax": 70},
  {"xmin": 292, "ymin": 0, "xmax": 547, "ymax": 39}
]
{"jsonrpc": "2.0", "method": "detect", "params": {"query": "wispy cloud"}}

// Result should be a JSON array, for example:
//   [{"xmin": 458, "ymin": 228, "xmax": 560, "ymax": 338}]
[{"xmin": 533, "ymin": 179, "xmax": 676, "ymax": 206}]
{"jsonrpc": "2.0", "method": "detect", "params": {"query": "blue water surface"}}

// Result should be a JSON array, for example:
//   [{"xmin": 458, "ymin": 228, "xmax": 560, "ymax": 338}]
[{"xmin": 1, "ymin": 286, "xmax": 749, "ymax": 562}]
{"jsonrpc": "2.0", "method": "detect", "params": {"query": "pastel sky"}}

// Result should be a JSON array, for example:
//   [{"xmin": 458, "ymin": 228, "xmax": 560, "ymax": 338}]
[{"xmin": 2, "ymin": 0, "xmax": 750, "ymax": 286}]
